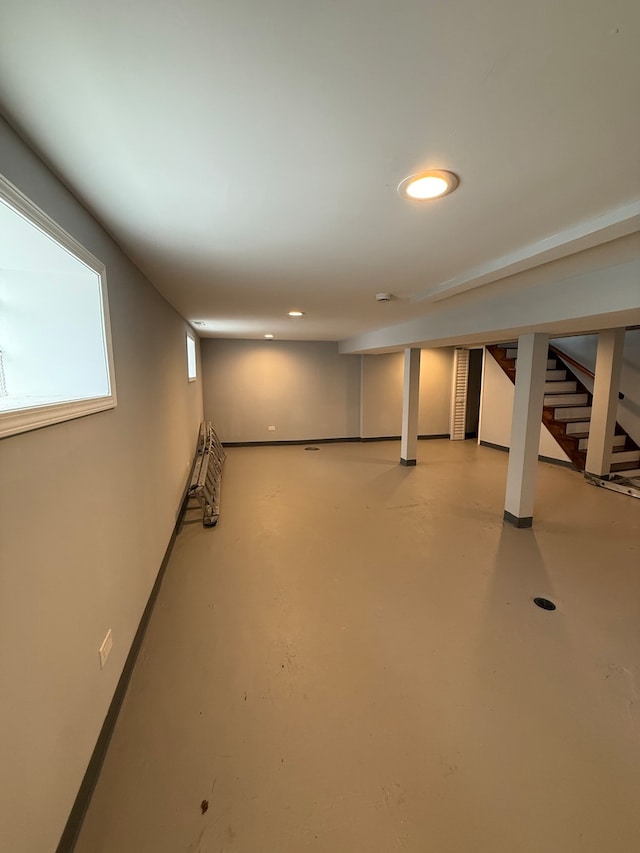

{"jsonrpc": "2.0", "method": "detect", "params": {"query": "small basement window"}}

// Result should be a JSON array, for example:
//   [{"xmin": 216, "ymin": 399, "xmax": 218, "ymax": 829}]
[
  {"xmin": 186, "ymin": 334, "xmax": 197, "ymax": 381},
  {"xmin": 0, "ymin": 174, "xmax": 116, "ymax": 438}
]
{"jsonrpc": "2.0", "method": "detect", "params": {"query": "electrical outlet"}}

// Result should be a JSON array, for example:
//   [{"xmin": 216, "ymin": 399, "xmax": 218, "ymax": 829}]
[
  {"xmin": 99, "ymin": 629, "xmax": 113, "ymax": 669},
  {"xmin": 268, "ymin": 425, "xmax": 276, "ymax": 431}
]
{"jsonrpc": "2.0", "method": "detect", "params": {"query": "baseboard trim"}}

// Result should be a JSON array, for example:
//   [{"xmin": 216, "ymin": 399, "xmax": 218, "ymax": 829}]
[
  {"xmin": 223, "ymin": 434, "xmax": 450, "ymax": 447},
  {"xmin": 222, "ymin": 436, "xmax": 361, "ymax": 447},
  {"xmin": 56, "ymin": 477, "xmax": 194, "ymax": 853},
  {"xmin": 479, "ymin": 440, "xmax": 576, "ymax": 470},
  {"xmin": 362, "ymin": 435, "xmax": 450, "ymax": 443}
]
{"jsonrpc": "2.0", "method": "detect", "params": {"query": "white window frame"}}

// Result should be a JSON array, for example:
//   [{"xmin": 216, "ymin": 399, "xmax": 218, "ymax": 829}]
[
  {"xmin": 186, "ymin": 333, "xmax": 197, "ymax": 381},
  {"xmin": 0, "ymin": 173, "xmax": 117, "ymax": 439}
]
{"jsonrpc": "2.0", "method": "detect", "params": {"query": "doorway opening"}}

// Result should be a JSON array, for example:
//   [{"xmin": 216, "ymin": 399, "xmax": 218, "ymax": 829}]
[{"xmin": 465, "ymin": 349, "xmax": 483, "ymax": 438}]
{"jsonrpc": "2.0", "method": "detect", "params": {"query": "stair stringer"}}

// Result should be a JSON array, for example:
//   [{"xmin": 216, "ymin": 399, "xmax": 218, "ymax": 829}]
[{"xmin": 487, "ymin": 344, "xmax": 639, "ymax": 472}]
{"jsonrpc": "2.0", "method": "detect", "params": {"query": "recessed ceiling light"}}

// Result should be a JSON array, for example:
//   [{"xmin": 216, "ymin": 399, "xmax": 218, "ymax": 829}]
[
  {"xmin": 192, "ymin": 320, "xmax": 205, "ymax": 326},
  {"xmin": 288, "ymin": 310, "xmax": 305, "ymax": 317},
  {"xmin": 398, "ymin": 170, "xmax": 459, "ymax": 201},
  {"xmin": 264, "ymin": 333, "xmax": 274, "ymax": 339}
]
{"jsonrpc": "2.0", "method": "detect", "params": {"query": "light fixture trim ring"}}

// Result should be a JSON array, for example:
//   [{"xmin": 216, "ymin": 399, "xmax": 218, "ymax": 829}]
[{"xmin": 398, "ymin": 169, "xmax": 459, "ymax": 201}]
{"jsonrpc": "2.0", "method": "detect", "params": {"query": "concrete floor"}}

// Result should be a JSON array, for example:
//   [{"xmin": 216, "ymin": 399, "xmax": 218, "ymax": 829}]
[{"xmin": 75, "ymin": 440, "xmax": 640, "ymax": 853}]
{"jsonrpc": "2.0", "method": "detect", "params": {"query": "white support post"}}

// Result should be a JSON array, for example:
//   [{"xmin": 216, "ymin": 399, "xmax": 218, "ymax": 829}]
[
  {"xmin": 504, "ymin": 333, "xmax": 549, "ymax": 528},
  {"xmin": 585, "ymin": 328, "xmax": 625, "ymax": 478},
  {"xmin": 400, "ymin": 348, "xmax": 421, "ymax": 466}
]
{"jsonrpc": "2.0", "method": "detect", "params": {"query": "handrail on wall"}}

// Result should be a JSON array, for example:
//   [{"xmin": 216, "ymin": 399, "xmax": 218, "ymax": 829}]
[
  {"xmin": 550, "ymin": 342, "xmax": 627, "ymax": 400},
  {"xmin": 549, "ymin": 343, "xmax": 595, "ymax": 380}
]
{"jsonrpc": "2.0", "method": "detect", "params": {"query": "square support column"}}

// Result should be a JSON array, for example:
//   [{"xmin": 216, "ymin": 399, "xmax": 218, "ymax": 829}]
[
  {"xmin": 504, "ymin": 333, "xmax": 549, "ymax": 528},
  {"xmin": 585, "ymin": 328, "xmax": 625, "ymax": 478},
  {"xmin": 400, "ymin": 348, "xmax": 421, "ymax": 466}
]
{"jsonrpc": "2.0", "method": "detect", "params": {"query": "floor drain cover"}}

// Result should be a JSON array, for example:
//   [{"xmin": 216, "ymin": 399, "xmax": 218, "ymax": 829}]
[
  {"xmin": 305, "ymin": 446, "xmax": 319, "ymax": 451},
  {"xmin": 533, "ymin": 597, "xmax": 556, "ymax": 611}
]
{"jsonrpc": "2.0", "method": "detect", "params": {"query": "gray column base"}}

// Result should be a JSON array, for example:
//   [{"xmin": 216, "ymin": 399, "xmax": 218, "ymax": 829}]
[
  {"xmin": 400, "ymin": 458, "xmax": 417, "ymax": 467},
  {"xmin": 586, "ymin": 471, "xmax": 611, "ymax": 481},
  {"xmin": 503, "ymin": 510, "xmax": 533, "ymax": 528}
]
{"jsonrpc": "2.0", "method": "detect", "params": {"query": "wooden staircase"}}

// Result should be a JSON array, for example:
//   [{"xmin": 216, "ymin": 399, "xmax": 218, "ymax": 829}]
[{"xmin": 487, "ymin": 343, "xmax": 640, "ymax": 473}]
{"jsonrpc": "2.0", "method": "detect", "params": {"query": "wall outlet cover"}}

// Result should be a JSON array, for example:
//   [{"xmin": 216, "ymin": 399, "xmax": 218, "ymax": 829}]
[{"xmin": 268, "ymin": 425, "xmax": 276, "ymax": 430}]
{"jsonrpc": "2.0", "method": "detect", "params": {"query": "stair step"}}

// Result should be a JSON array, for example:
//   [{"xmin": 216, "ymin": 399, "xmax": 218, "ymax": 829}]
[
  {"xmin": 543, "ymin": 380, "xmax": 577, "ymax": 394},
  {"xmin": 610, "ymin": 450, "xmax": 640, "ymax": 466},
  {"xmin": 555, "ymin": 406, "xmax": 592, "ymax": 421},
  {"xmin": 546, "ymin": 369, "xmax": 567, "ymax": 380},
  {"xmin": 514, "ymin": 358, "xmax": 556, "ymax": 369},
  {"xmin": 578, "ymin": 434, "xmax": 627, "ymax": 451},
  {"xmin": 546, "ymin": 393, "xmax": 589, "ymax": 406},
  {"xmin": 566, "ymin": 421, "xmax": 591, "ymax": 434},
  {"xmin": 611, "ymin": 463, "xmax": 640, "ymax": 473}
]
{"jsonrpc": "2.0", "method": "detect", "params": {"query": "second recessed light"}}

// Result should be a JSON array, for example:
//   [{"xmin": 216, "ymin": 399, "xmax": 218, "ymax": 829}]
[{"xmin": 288, "ymin": 310, "xmax": 305, "ymax": 317}]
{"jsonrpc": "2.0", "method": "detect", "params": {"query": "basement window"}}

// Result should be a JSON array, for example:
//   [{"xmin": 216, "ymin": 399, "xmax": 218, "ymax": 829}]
[
  {"xmin": 0, "ymin": 174, "xmax": 116, "ymax": 439},
  {"xmin": 186, "ymin": 334, "xmax": 197, "ymax": 381}
]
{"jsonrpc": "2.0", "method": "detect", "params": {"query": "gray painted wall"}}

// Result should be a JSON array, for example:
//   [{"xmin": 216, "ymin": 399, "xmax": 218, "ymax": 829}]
[
  {"xmin": 0, "ymin": 120, "xmax": 203, "ymax": 852},
  {"xmin": 202, "ymin": 342, "xmax": 453, "ymax": 443},
  {"xmin": 201, "ymin": 339, "xmax": 361, "ymax": 442}
]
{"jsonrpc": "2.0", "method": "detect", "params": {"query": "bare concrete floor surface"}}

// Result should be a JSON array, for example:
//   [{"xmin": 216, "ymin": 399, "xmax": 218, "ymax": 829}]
[{"xmin": 75, "ymin": 441, "xmax": 640, "ymax": 853}]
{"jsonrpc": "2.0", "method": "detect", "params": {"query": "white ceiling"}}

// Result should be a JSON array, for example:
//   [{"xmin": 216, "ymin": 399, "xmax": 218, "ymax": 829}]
[{"xmin": 1, "ymin": 0, "xmax": 639, "ymax": 342}]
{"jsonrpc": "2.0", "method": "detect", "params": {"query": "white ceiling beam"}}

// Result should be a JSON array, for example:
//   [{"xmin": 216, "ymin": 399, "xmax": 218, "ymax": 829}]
[
  {"xmin": 340, "ymin": 258, "xmax": 640, "ymax": 354},
  {"xmin": 410, "ymin": 200, "xmax": 640, "ymax": 304}
]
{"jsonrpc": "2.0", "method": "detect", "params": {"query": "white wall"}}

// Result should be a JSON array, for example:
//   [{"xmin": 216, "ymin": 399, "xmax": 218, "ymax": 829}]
[
  {"xmin": 552, "ymin": 330, "xmax": 640, "ymax": 446},
  {"xmin": 479, "ymin": 348, "xmax": 570, "ymax": 463},
  {"xmin": 360, "ymin": 352, "xmax": 403, "ymax": 437},
  {"xmin": 360, "ymin": 349, "xmax": 454, "ymax": 438},
  {"xmin": 201, "ymin": 338, "xmax": 361, "ymax": 442},
  {"xmin": 0, "ymin": 119, "xmax": 203, "ymax": 853},
  {"xmin": 418, "ymin": 348, "xmax": 455, "ymax": 436}
]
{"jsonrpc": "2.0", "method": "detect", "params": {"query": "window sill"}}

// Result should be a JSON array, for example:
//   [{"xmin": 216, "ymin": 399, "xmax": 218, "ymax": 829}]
[{"xmin": 0, "ymin": 395, "xmax": 117, "ymax": 439}]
